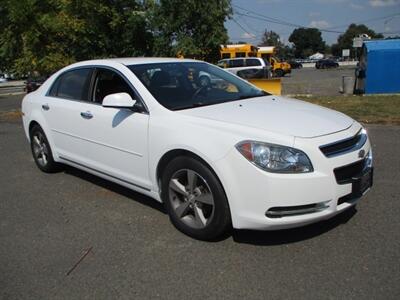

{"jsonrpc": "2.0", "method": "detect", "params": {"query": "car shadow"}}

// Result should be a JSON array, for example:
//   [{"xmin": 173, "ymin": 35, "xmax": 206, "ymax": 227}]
[
  {"xmin": 62, "ymin": 166, "xmax": 357, "ymax": 245},
  {"xmin": 231, "ymin": 207, "xmax": 357, "ymax": 246},
  {"xmin": 111, "ymin": 109, "xmax": 134, "ymax": 128},
  {"xmin": 63, "ymin": 166, "xmax": 166, "ymax": 215}
]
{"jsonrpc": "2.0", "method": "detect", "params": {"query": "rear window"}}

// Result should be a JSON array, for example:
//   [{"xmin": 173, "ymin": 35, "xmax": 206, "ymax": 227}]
[
  {"xmin": 49, "ymin": 68, "xmax": 92, "ymax": 101},
  {"xmin": 246, "ymin": 59, "xmax": 261, "ymax": 66}
]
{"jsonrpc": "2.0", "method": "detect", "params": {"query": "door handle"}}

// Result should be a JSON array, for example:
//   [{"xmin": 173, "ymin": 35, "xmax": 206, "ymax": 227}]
[
  {"xmin": 80, "ymin": 111, "xmax": 93, "ymax": 119},
  {"xmin": 42, "ymin": 104, "xmax": 50, "ymax": 111}
]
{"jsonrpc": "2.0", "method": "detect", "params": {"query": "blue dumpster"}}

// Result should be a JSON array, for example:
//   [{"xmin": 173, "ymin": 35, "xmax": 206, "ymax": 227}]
[{"xmin": 360, "ymin": 39, "xmax": 400, "ymax": 94}]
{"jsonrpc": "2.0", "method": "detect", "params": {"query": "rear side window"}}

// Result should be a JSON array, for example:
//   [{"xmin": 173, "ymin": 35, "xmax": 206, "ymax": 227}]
[
  {"xmin": 229, "ymin": 59, "xmax": 244, "ymax": 68},
  {"xmin": 48, "ymin": 68, "xmax": 92, "ymax": 101},
  {"xmin": 246, "ymin": 59, "xmax": 261, "ymax": 66}
]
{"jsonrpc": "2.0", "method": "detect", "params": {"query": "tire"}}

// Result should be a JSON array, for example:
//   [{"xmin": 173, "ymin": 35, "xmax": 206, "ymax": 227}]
[
  {"xmin": 274, "ymin": 69, "xmax": 284, "ymax": 77},
  {"xmin": 161, "ymin": 156, "xmax": 231, "ymax": 240},
  {"xmin": 30, "ymin": 124, "xmax": 60, "ymax": 173}
]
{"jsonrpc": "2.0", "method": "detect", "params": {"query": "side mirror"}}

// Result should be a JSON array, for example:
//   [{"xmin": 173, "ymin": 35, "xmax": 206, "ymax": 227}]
[{"xmin": 102, "ymin": 92, "xmax": 136, "ymax": 109}]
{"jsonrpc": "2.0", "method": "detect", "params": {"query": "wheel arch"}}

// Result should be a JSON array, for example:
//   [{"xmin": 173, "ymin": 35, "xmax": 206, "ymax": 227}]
[
  {"xmin": 156, "ymin": 149, "xmax": 230, "ymax": 205},
  {"xmin": 26, "ymin": 116, "xmax": 59, "ymax": 161},
  {"xmin": 157, "ymin": 149, "xmax": 213, "ymax": 187},
  {"xmin": 29, "ymin": 120, "xmax": 41, "ymax": 135}
]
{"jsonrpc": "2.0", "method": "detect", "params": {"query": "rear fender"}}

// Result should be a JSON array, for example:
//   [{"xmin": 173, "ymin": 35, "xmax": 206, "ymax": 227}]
[{"xmin": 27, "ymin": 111, "xmax": 60, "ymax": 161}]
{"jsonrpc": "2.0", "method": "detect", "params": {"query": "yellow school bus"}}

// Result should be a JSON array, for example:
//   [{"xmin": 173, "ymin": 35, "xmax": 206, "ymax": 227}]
[
  {"xmin": 220, "ymin": 44, "xmax": 258, "ymax": 59},
  {"xmin": 220, "ymin": 44, "xmax": 291, "ymax": 77},
  {"xmin": 257, "ymin": 46, "xmax": 291, "ymax": 77}
]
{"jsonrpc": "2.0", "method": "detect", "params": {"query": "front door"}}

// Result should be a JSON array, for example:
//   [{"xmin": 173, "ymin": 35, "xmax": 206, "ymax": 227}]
[{"xmin": 78, "ymin": 67, "xmax": 151, "ymax": 190}]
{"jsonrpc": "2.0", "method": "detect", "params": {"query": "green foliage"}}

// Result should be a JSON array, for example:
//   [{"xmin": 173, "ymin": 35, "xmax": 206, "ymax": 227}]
[
  {"xmin": 0, "ymin": 0, "xmax": 232, "ymax": 75},
  {"xmin": 288, "ymin": 28, "xmax": 326, "ymax": 58},
  {"xmin": 331, "ymin": 24, "xmax": 384, "ymax": 58},
  {"xmin": 151, "ymin": 0, "xmax": 232, "ymax": 62},
  {"xmin": 258, "ymin": 30, "xmax": 293, "ymax": 60},
  {"xmin": 259, "ymin": 30, "xmax": 282, "ymax": 48}
]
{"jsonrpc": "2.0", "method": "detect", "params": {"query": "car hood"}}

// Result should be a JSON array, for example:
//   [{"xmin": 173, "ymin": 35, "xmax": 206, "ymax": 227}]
[{"xmin": 177, "ymin": 96, "xmax": 353, "ymax": 138}]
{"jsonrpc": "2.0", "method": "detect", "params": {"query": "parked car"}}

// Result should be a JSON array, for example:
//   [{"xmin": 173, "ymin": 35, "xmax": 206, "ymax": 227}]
[
  {"xmin": 288, "ymin": 60, "xmax": 303, "ymax": 69},
  {"xmin": 0, "ymin": 73, "xmax": 8, "ymax": 83},
  {"xmin": 315, "ymin": 59, "xmax": 339, "ymax": 69},
  {"xmin": 217, "ymin": 57, "xmax": 272, "ymax": 79},
  {"xmin": 21, "ymin": 58, "xmax": 373, "ymax": 240},
  {"xmin": 25, "ymin": 75, "xmax": 48, "ymax": 93}
]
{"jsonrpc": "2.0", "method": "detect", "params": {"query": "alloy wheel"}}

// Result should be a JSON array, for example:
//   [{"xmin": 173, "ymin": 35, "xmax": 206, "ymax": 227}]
[
  {"xmin": 168, "ymin": 169, "xmax": 215, "ymax": 229},
  {"xmin": 32, "ymin": 131, "xmax": 49, "ymax": 167}
]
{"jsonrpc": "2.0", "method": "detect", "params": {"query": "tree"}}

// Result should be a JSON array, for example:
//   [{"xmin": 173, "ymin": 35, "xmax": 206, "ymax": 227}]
[
  {"xmin": 151, "ymin": 0, "xmax": 232, "ymax": 62},
  {"xmin": 288, "ymin": 28, "xmax": 326, "ymax": 58},
  {"xmin": 258, "ymin": 30, "xmax": 293, "ymax": 60},
  {"xmin": 331, "ymin": 24, "xmax": 384, "ymax": 58},
  {"xmin": 0, "ymin": 0, "xmax": 153, "ymax": 76},
  {"xmin": 0, "ymin": 0, "xmax": 232, "ymax": 74},
  {"xmin": 259, "ymin": 30, "xmax": 282, "ymax": 48}
]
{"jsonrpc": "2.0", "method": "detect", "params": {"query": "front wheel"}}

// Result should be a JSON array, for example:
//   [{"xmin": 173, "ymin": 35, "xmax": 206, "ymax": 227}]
[
  {"xmin": 30, "ymin": 125, "xmax": 60, "ymax": 173},
  {"xmin": 161, "ymin": 156, "xmax": 231, "ymax": 240}
]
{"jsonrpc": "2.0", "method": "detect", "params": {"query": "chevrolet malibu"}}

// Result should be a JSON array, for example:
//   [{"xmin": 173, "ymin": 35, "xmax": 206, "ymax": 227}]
[{"xmin": 22, "ymin": 58, "xmax": 373, "ymax": 240}]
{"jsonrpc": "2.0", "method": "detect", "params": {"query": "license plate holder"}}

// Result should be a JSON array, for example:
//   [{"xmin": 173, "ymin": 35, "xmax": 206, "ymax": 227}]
[{"xmin": 352, "ymin": 168, "xmax": 373, "ymax": 197}]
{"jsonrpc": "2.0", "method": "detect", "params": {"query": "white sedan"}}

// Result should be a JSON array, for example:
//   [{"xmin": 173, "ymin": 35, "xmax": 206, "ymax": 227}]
[{"xmin": 21, "ymin": 58, "xmax": 373, "ymax": 240}]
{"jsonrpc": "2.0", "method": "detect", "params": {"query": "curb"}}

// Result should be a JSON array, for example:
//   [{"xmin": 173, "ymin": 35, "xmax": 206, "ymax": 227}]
[{"xmin": 0, "ymin": 92, "xmax": 26, "ymax": 96}]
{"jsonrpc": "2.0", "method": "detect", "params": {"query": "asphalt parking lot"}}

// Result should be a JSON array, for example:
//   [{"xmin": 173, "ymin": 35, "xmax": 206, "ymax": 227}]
[
  {"xmin": 1, "ymin": 94, "xmax": 400, "ymax": 299},
  {"xmin": 282, "ymin": 66, "xmax": 356, "ymax": 96}
]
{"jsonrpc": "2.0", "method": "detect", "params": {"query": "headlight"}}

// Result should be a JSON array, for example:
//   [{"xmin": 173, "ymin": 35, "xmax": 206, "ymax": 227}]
[{"xmin": 236, "ymin": 141, "xmax": 313, "ymax": 173}]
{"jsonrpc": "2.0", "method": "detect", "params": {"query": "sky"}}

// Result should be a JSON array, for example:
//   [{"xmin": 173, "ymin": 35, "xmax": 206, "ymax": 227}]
[{"xmin": 225, "ymin": 0, "xmax": 400, "ymax": 45}]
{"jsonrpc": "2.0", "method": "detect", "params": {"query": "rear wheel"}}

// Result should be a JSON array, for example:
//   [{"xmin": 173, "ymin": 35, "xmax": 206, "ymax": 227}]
[
  {"xmin": 161, "ymin": 156, "xmax": 231, "ymax": 240},
  {"xmin": 30, "ymin": 125, "xmax": 60, "ymax": 173}
]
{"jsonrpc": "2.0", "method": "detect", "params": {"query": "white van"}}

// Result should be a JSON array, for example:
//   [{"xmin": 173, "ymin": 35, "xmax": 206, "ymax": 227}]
[{"xmin": 217, "ymin": 57, "xmax": 272, "ymax": 79}]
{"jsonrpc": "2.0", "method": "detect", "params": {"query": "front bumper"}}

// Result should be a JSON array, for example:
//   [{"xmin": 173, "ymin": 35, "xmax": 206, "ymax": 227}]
[{"xmin": 214, "ymin": 124, "xmax": 372, "ymax": 230}]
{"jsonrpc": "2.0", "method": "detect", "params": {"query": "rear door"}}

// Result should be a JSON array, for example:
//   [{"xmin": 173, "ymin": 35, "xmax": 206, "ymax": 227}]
[{"xmin": 43, "ymin": 67, "xmax": 95, "ymax": 165}]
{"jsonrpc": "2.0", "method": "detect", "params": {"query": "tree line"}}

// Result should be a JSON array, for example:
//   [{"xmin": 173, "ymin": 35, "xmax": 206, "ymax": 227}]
[
  {"xmin": 259, "ymin": 24, "xmax": 386, "ymax": 60},
  {"xmin": 0, "ymin": 0, "xmax": 395, "ymax": 76},
  {"xmin": 0, "ymin": 0, "xmax": 232, "ymax": 76}
]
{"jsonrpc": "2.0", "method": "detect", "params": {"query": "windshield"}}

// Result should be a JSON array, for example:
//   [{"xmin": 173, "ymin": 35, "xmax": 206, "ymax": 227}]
[{"xmin": 128, "ymin": 62, "xmax": 269, "ymax": 111}]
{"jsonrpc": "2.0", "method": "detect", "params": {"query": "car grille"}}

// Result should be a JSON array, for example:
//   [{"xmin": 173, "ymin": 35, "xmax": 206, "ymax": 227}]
[
  {"xmin": 320, "ymin": 129, "xmax": 367, "ymax": 158},
  {"xmin": 334, "ymin": 158, "xmax": 367, "ymax": 184}
]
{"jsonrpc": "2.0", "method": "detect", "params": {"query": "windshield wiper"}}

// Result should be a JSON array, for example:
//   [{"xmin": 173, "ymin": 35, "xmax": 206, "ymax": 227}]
[
  {"xmin": 237, "ymin": 91, "xmax": 269, "ymax": 100},
  {"xmin": 174, "ymin": 102, "xmax": 207, "ymax": 110}
]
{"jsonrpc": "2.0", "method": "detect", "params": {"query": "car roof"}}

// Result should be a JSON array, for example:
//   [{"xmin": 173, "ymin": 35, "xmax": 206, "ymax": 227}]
[
  {"xmin": 106, "ymin": 57, "xmax": 196, "ymax": 65},
  {"xmin": 220, "ymin": 57, "xmax": 260, "ymax": 61},
  {"xmin": 70, "ymin": 57, "xmax": 200, "ymax": 67}
]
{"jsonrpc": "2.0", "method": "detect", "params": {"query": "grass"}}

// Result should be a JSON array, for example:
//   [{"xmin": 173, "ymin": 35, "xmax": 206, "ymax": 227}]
[
  {"xmin": 0, "ymin": 110, "xmax": 22, "ymax": 122},
  {"xmin": 297, "ymin": 95, "xmax": 400, "ymax": 125},
  {"xmin": 0, "ymin": 94, "xmax": 399, "ymax": 125}
]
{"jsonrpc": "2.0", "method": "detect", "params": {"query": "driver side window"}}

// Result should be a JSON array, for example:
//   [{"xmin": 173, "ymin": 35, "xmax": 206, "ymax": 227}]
[{"xmin": 93, "ymin": 68, "xmax": 135, "ymax": 103}]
